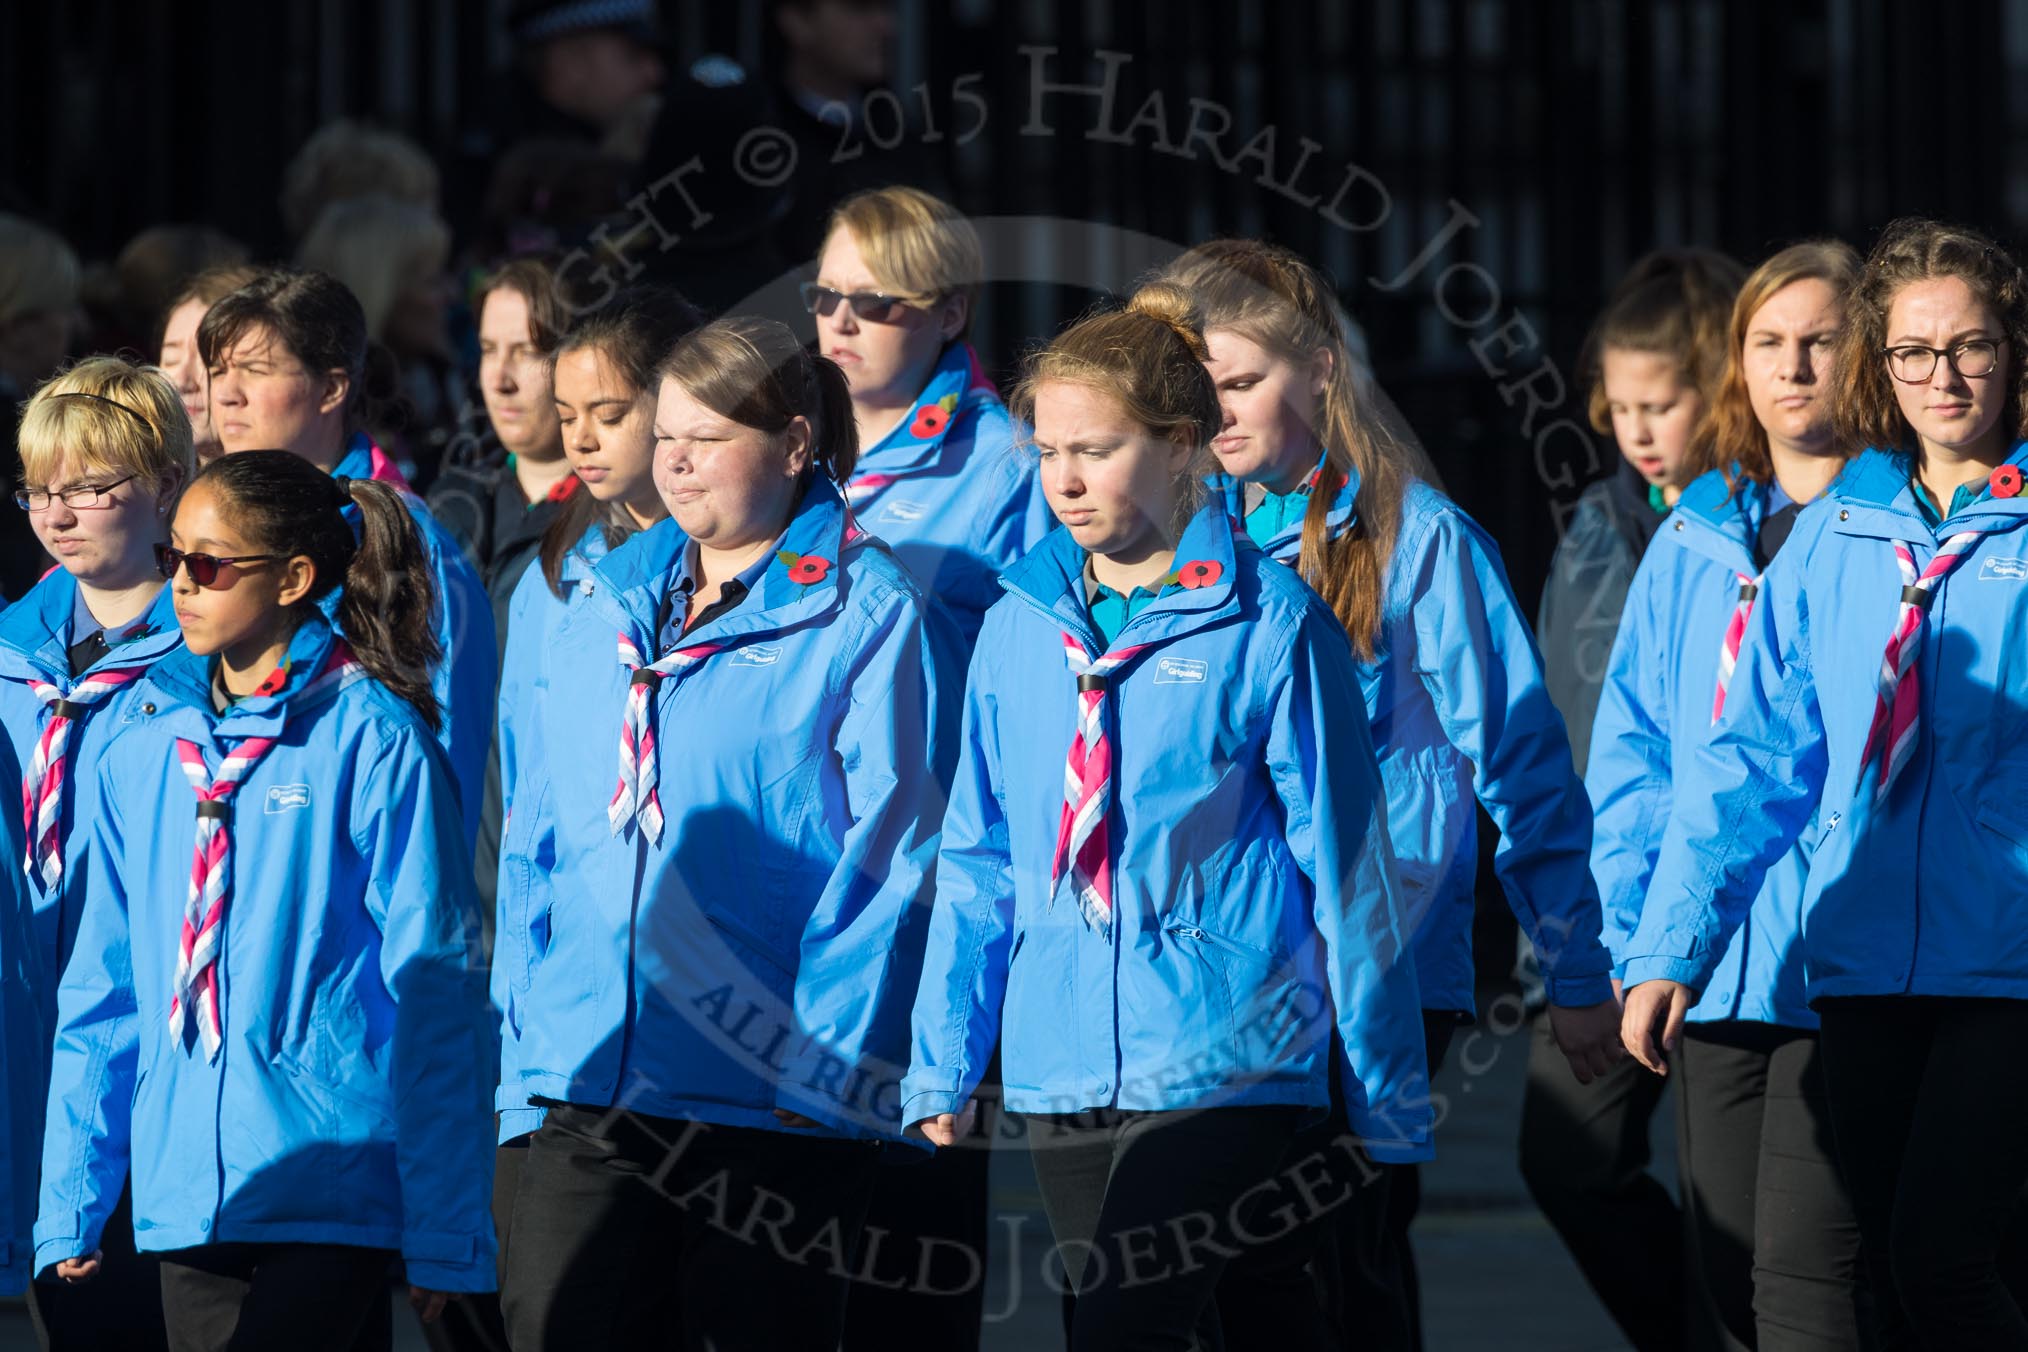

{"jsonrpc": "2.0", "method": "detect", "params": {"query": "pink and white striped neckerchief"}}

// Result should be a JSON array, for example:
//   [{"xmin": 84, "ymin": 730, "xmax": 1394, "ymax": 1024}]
[
  {"xmin": 1050, "ymin": 633, "xmax": 1154, "ymax": 937},
  {"xmin": 609, "ymin": 632, "xmax": 725, "ymax": 843},
  {"xmin": 1710, "ymin": 572, "xmax": 1764, "ymax": 722},
  {"xmin": 609, "ymin": 521, "xmax": 865, "ymax": 842},
  {"xmin": 844, "ymin": 472, "xmax": 897, "ymax": 506},
  {"xmin": 21, "ymin": 664, "xmax": 149, "ymax": 886},
  {"xmin": 169, "ymin": 642, "xmax": 360, "ymax": 1059},
  {"xmin": 1856, "ymin": 531, "xmax": 1981, "ymax": 805}
]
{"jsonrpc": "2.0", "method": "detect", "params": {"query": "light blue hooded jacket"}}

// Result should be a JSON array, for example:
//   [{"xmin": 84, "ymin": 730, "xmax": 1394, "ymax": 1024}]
[
  {"xmin": 1590, "ymin": 468, "xmax": 1818, "ymax": 1027},
  {"xmin": 32, "ymin": 616, "xmax": 498, "ymax": 1290},
  {"xmin": 499, "ymin": 477, "xmax": 960, "ymax": 1140},
  {"xmin": 902, "ymin": 501, "xmax": 1434, "ymax": 1162},
  {"xmin": 1212, "ymin": 469, "xmax": 1613, "ymax": 1015},
  {"xmin": 1623, "ymin": 444, "xmax": 2028, "ymax": 1002}
]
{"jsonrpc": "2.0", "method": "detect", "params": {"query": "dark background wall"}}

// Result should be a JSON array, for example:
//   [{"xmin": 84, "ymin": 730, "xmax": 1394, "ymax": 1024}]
[{"xmin": 4, "ymin": 0, "xmax": 2026, "ymax": 605}]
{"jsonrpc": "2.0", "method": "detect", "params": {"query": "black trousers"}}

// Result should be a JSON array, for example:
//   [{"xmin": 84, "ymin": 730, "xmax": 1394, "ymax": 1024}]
[
  {"xmin": 28, "ymin": 1181, "xmax": 169, "ymax": 1352},
  {"xmin": 156, "ymin": 1242, "xmax": 394, "ymax": 1352},
  {"xmin": 1518, "ymin": 1004, "xmax": 1685, "ymax": 1352},
  {"xmin": 501, "ymin": 1102, "xmax": 880, "ymax": 1352},
  {"xmin": 1817, "ymin": 996, "xmax": 2028, "ymax": 1351},
  {"xmin": 1024, "ymin": 1104, "xmax": 1304, "ymax": 1352},
  {"xmin": 839, "ymin": 1127, "xmax": 993, "ymax": 1352},
  {"xmin": 1676, "ymin": 1021, "xmax": 1872, "ymax": 1352},
  {"xmin": 1213, "ymin": 1014, "xmax": 1458, "ymax": 1352}
]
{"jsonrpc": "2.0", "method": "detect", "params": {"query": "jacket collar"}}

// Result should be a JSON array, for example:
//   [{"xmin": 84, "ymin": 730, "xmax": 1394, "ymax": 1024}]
[
  {"xmin": 1665, "ymin": 466, "xmax": 1769, "ymax": 571},
  {"xmin": 147, "ymin": 613, "xmax": 359, "ymax": 740},
  {"xmin": 1206, "ymin": 455, "xmax": 1360, "ymax": 562},
  {"xmin": 330, "ymin": 433, "xmax": 413, "ymax": 493},
  {"xmin": 852, "ymin": 343, "xmax": 999, "ymax": 479},
  {"xmin": 0, "ymin": 570, "xmax": 183, "ymax": 686},
  {"xmin": 1001, "ymin": 497, "xmax": 1251, "ymax": 651},
  {"xmin": 1831, "ymin": 443, "xmax": 2028, "ymax": 541},
  {"xmin": 589, "ymin": 476, "xmax": 861, "ymax": 647}
]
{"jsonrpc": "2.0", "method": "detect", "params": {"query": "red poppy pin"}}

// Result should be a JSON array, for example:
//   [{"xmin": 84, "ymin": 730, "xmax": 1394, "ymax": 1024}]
[
  {"xmin": 545, "ymin": 474, "xmax": 581, "ymax": 503},
  {"xmin": 777, "ymin": 549, "xmax": 832, "ymax": 585},
  {"xmin": 252, "ymin": 660, "xmax": 291, "ymax": 697},
  {"xmin": 1175, "ymin": 559, "xmax": 1224, "ymax": 590},
  {"xmin": 909, "ymin": 393, "xmax": 960, "ymax": 440},
  {"xmin": 1991, "ymin": 464, "xmax": 2023, "ymax": 499}
]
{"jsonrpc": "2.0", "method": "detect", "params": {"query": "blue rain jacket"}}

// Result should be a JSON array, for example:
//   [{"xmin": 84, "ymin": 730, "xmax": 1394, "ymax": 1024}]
[
  {"xmin": 491, "ymin": 525, "xmax": 609, "ymax": 1142},
  {"xmin": 1590, "ymin": 469, "xmax": 1817, "ymax": 1027},
  {"xmin": 0, "ymin": 573, "xmax": 183, "ymax": 1004},
  {"xmin": 901, "ymin": 501, "xmax": 1435, "ymax": 1162},
  {"xmin": 843, "ymin": 343, "xmax": 1053, "ymax": 647},
  {"xmin": 499, "ymin": 477, "xmax": 960, "ymax": 1140},
  {"xmin": 1213, "ymin": 470, "xmax": 1612, "ymax": 1014},
  {"xmin": 32, "ymin": 616, "xmax": 498, "ymax": 1290},
  {"xmin": 1623, "ymin": 444, "xmax": 2028, "ymax": 1002}
]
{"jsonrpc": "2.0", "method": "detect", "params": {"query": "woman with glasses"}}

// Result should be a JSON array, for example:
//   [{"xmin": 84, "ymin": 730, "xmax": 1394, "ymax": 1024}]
[
  {"xmin": 1623, "ymin": 217, "xmax": 2028, "ymax": 1348},
  {"xmin": 0, "ymin": 354, "xmax": 191, "ymax": 1350},
  {"xmin": 197, "ymin": 267, "xmax": 496, "ymax": 845},
  {"xmin": 806, "ymin": 186, "xmax": 1051, "ymax": 649}
]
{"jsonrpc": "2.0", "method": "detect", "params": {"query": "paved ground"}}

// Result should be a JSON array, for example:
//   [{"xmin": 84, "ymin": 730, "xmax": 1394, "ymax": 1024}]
[{"xmin": 1, "ymin": 1000, "xmax": 1679, "ymax": 1350}]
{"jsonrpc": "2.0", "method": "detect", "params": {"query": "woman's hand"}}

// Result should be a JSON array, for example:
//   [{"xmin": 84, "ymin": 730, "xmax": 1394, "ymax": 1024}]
[
  {"xmin": 409, "ymin": 1286, "xmax": 451, "ymax": 1323},
  {"xmin": 910, "ymin": 1100, "xmax": 979, "ymax": 1147},
  {"xmin": 54, "ymin": 1252, "xmax": 102, "ymax": 1284},
  {"xmin": 1621, "ymin": 980, "xmax": 1696, "ymax": 1075},
  {"xmin": 771, "ymin": 1108, "xmax": 821, "ymax": 1129},
  {"xmin": 1548, "ymin": 998, "xmax": 1627, "ymax": 1085}
]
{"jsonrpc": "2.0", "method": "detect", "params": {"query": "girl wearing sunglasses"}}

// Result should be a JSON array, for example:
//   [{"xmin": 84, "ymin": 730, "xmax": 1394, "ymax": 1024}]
[
  {"xmin": 34, "ymin": 450, "xmax": 496, "ymax": 1348},
  {"xmin": 808, "ymin": 187, "xmax": 1051, "ymax": 650},
  {"xmin": 0, "ymin": 354, "xmax": 190, "ymax": 1349}
]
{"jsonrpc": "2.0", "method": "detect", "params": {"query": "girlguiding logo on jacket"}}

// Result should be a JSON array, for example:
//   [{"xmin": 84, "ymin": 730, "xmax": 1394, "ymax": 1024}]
[
  {"xmin": 1979, "ymin": 556, "xmax": 2028, "ymax": 581},
  {"xmin": 1153, "ymin": 656, "xmax": 1208, "ymax": 684},
  {"xmin": 264, "ymin": 784, "xmax": 313, "ymax": 813}
]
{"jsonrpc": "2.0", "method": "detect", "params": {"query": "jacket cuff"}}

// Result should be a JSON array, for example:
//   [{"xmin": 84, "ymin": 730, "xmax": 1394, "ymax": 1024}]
[
  {"xmin": 497, "ymin": 1106, "xmax": 545, "ymax": 1144},
  {"xmin": 1544, "ymin": 972, "xmax": 1616, "ymax": 1008},
  {"xmin": 402, "ymin": 1233, "xmax": 496, "ymax": 1294},
  {"xmin": 1620, "ymin": 954, "xmax": 1713, "ymax": 992},
  {"xmin": 899, "ymin": 1089, "xmax": 964, "ymax": 1129},
  {"xmin": 33, "ymin": 1236, "xmax": 86, "ymax": 1279}
]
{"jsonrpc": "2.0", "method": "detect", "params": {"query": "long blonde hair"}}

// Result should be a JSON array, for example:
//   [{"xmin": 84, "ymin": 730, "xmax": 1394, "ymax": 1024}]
[{"xmin": 1157, "ymin": 239, "xmax": 1417, "ymax": 660}]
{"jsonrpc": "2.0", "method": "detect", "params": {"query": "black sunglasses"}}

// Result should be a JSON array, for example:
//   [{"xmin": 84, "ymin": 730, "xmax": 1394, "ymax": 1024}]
[
  {"xmin": 799, "ymin": 282, "xmax": 914, "ymax": 324},
  {"xmin": 155, "ymin": 543, "xmax": 282, "ymax": 587}
]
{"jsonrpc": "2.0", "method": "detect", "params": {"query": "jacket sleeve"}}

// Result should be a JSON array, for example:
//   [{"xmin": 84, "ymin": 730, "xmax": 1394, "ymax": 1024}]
[
  {"xmin": 775, "ymin": 588, "xmax": 962, "ymax": 1140},
  {"xmin": 1584, "ymin": 552, "xmax": 1675, "ymax": 972},
  {"xmin": 1267, "ymin": 605, "xmax": 1434, "ymax": 1165},
  {"xmin": 1409, "ymin": 511, "xmax": 1613, "ymax": 1006},
  {"xmin": 421, "ymin": 514, "xmax": 499, "ymax": 847},
  {"xmin": 357, "ymin": 729, "xmax": 500, "ymax": 1292},
  {"xmin": 900, "ymin": 619, "xmax": 1016, "ymax": 1130},
  {"xmin": 2, "ymin": 788, "xmax": 45, "ymax": 1294},
  {"xmin": 490, "ymin": 562, "xmax": 552, "ymax": 1143},
  {"xmin": 1620, "ymin": 554, "xmax": 1826, "ymax": 991},
  {"xmin": 31, "ymin": 764, "xmax": 136, "ymax": 1277}
]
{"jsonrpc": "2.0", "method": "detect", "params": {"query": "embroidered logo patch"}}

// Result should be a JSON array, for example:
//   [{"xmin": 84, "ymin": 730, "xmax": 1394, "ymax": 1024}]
[
  {"xmin": 1153, "ymin": 657, "xmax": 1208, "ymax": 685},
  {"xmin": 879, "ymin": 499, "xmax": 927, "ymax": 524},
  {"xmin": 1980, "ymin": 557, "xmax": 2028, "ymax": 581},
  {"xmin": 264, "ymin": 784, "xmax": 312, "ymax": 814},
  {"xmin": 731, "ymin": 644, "xmax": 783, "ymax": 667}
]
